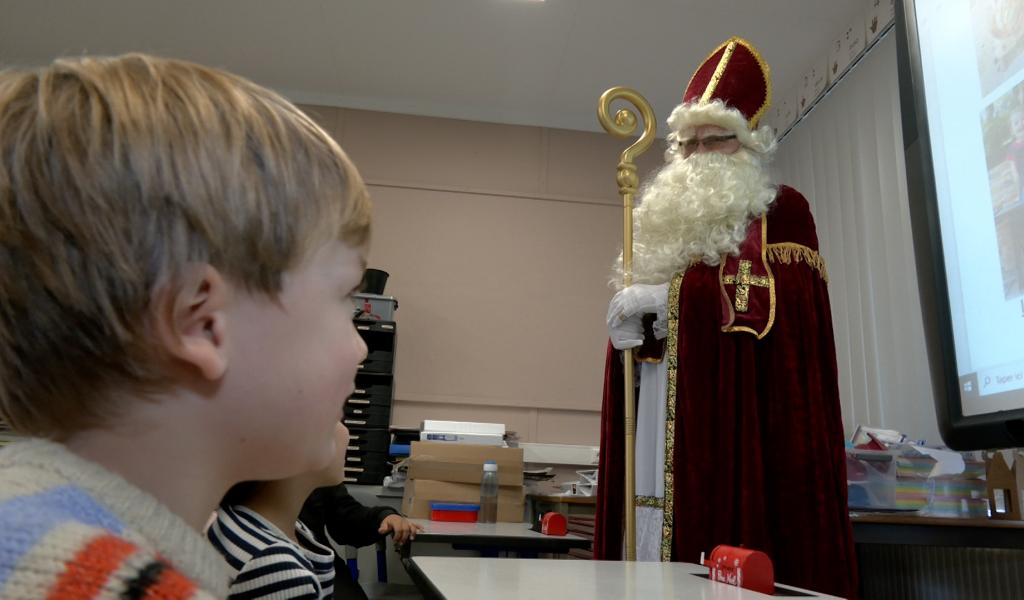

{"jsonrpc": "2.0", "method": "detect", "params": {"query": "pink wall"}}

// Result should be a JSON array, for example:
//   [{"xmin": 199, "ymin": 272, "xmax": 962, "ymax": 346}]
[{"xmin": 300, "ymin": 105, "xmax": 663, "ymax": 445}]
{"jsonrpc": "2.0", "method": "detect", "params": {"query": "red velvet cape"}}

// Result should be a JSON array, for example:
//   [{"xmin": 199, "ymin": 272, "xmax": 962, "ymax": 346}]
[{"xmin": 595, "ymin": 186, "xmax": 858, "ymax": 599}]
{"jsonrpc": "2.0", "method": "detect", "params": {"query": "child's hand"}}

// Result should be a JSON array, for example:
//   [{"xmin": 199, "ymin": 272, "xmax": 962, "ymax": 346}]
[{"xmin": 378, "ymin": 514, "xmax": 423, "ymax": 545}]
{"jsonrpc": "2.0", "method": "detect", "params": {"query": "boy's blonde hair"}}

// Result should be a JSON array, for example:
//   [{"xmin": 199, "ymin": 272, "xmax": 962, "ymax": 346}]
[{"xmin": 0, "ymin": 54, "xmax": 371, "ymax": 437}]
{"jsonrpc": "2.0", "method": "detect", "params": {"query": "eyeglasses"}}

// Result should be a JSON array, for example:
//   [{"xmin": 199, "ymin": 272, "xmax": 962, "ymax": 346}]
[{"xmin": 678, "ymin": 134, "xmax": 738, "ymax": 155}]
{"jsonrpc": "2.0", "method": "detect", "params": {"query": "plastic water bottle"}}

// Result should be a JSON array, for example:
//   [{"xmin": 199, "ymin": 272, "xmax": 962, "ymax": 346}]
[{"xmin": 479, "ymin": 460, "xmax": 499, "ymax": 523}]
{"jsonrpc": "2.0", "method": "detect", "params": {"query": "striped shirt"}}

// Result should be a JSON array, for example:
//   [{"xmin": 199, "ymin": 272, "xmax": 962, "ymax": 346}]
[{"xmin": 207, "ymin": 505, "xmax": 335, "ymax": 599}]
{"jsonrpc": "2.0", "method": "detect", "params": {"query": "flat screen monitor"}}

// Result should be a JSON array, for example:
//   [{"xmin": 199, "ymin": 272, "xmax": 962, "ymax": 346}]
[{"xmin": 897, "ymin": 0, "xmax": 1024, "ymax": 449}]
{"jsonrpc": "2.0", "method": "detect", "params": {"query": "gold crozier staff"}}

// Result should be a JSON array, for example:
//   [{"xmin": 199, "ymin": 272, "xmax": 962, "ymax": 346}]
[{"xmin": 597, "ymin": 87, "xmax": 656, "ymax": 562}]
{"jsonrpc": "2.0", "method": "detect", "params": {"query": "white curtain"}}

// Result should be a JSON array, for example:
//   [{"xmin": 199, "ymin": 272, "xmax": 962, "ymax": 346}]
[{"xmin": 772, "ymin": 32, "xmax": 941, "ymax": 444}]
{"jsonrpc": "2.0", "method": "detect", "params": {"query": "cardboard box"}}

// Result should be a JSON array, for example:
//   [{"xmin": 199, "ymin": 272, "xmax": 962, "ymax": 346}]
[
  {"xmin": 987, "ymin": 450, "xmax": 1024, "ymax": 520},
  {"xmin": 402, "ymin": 478, "xmax": 525, "ymax": 522},
  {"xmin": 408, "ymin": 441, "xmax": 524, "ymax": 487}
]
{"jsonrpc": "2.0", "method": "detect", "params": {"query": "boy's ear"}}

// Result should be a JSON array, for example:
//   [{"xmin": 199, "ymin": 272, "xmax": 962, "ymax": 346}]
[{"xmin": 153, "ymin": 264, "xmax": 231, "ymax": 381}]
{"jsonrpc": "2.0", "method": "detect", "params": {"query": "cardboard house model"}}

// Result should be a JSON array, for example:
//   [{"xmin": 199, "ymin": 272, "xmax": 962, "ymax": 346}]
[{"xmin": 986, "ymin": 451, "xmax": 1024, "ymax": 521}]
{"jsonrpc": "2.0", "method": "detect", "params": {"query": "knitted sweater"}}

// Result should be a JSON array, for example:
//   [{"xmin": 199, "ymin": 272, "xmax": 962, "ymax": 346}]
[{"xmin": 0, "ymin": 439, "xmax": 229, "ymax": 599}]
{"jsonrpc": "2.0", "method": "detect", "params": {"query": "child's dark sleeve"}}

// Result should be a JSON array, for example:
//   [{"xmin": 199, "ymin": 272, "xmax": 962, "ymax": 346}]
[{"xmin": 300, "ymin": 484, "xmax": 399, "ymax": 549}]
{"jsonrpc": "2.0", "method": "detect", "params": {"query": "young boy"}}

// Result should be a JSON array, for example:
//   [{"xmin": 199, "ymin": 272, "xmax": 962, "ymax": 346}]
[
  {"xmin": 0, "ymin": 54, "xmax": 371, "ymax": 597},
  {"xmin": 207, "ymin": 423, "xmax": 351, "ymax": 599}
]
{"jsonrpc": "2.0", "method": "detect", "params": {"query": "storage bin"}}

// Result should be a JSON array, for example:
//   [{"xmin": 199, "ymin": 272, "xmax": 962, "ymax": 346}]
[
  {"xmin": 430, "ymin": 502, "xmax": 480, "ymax": 523},
  {"xmin": 353, "ymin": 293, "xmax": 397, "ymax": 321}
]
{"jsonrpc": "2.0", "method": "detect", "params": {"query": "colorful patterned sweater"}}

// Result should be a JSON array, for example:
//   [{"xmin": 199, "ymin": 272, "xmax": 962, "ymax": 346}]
[{"xmin": 0, "ymin": 439, "xmax": 229, "ymax": 598}]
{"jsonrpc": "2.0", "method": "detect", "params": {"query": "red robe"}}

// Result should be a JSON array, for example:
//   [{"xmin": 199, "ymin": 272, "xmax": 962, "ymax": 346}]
[{"xmin": 595, "ymin": 186, "xmax": 858, "ymax": 599}]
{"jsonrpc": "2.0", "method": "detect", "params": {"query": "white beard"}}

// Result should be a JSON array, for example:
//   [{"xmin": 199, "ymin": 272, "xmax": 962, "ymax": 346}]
[{"xmin": 612, "ymin": 149, "xmax": 777, "ymax": 287}]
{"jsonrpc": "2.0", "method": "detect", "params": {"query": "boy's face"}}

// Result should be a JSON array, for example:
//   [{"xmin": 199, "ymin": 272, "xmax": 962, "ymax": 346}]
[{"xmin": 221, "ymin": 240, "xmax": 366, "ymax": 481}]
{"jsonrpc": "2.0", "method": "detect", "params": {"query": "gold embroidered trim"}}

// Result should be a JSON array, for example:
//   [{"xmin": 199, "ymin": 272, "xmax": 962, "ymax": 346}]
[
  {"xmin": 661, "ymin": 270, "xmax": 684, "ymax": 562},
  {"xmin": 721, "ymin": 217, "xmax": 776, "ymax": 339},
  {"xmin": 744, "ymin": 40, "xmax": 773, "ymax": 128},
  {"xmin": 635, "ymin": 495, "xmax": 664, "ymax": 509},
  {"xmin": 685, "ymin": 38, "xmax": 732, "ymax": 105},
  {"xmin": 766, "ymin": 242, "xmax": 829, "ymax": 283},
  {"xmin": 721, "ymin": 259, "xmax": 770, "ymax": 312},
  {"xmin": 700, "ymin": 40, "xmax": 737, "ymax": 105}
]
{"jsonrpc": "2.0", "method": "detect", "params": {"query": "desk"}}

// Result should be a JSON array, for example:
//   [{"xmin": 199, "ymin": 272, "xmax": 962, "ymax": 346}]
[
  {"xmin": 406, "ymin": 557, "xmax": 841, "ymax": 600},
  {"xmin": 850, "ymin": 513, "xmax": 1024, "ymax": 598},
  {"xmin": 402, "ymin": 519, "xmax": 591, "ymax": 558},
  {"xmin": 850, "ymin": 512, "xmax": 1024, "ymax": 549},
  {"xmin": 528, "ymin": 494, "xmax": 597, "ymax": 520}
]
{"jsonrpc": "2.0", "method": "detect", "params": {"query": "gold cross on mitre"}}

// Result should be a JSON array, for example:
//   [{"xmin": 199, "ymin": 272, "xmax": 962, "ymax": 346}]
[{"xmin": 722, "ymin": 259, "xmax": 770, "ymax": 313}]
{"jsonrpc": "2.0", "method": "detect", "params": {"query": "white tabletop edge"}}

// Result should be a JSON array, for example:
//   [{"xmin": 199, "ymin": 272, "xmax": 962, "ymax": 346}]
[{"xmin": 409, "ymin": 557, "xmax": 844, "ymax": 600}]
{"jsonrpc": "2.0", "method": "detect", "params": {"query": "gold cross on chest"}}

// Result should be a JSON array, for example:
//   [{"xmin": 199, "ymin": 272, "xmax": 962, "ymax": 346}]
[{"xmin": 722, "ymin": 259, "xmax": 769, "ymax": 313}]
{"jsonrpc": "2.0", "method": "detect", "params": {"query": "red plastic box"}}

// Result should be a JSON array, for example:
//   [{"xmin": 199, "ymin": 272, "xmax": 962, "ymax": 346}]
[
  {"xmin": 702, "ymin": 545, "xmax": 774, "ymax": 595},
  {"xmin": 540, "ymin": 512, "xmax": 567, "ymax": 536}
]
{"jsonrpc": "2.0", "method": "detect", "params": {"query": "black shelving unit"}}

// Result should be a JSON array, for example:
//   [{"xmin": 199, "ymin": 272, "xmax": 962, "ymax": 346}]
[{"xmin": 343, "ymin": 318, "xmax": 396, "ymax": 485}]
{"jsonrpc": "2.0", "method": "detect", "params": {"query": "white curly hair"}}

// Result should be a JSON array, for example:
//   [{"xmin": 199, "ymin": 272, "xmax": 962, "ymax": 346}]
[{"xmin": 611, "ymin": 100, "xmax": 778, "ymax": 288}]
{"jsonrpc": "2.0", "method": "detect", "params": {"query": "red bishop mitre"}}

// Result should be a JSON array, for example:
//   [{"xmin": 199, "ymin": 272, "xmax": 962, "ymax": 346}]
[{"xmin": 681, "ymin": 36, "xmax": 772, "ymax": 129}]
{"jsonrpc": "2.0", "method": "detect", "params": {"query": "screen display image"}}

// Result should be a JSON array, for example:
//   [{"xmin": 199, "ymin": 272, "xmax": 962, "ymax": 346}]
[{"xmin": 899, "ymin": 0, "xmax": 1024, "ymax": 447}]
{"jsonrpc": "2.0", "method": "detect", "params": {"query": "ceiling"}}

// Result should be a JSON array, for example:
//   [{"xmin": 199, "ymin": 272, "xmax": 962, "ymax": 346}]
[{"xmin": 0, "ymin": 0, "xmax": 866, "ymax": 134}]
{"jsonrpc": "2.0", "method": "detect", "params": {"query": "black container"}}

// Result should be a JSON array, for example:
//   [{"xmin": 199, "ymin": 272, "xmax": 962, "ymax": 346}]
[
  {"xmin": 361, "ymin": 269, "xmax": 389, "ymax": 294},
  {"xmin": 346, "ymin": 427, "xmax": 391, "ymax": 453},
  {"xmin": 351, "ymin": 377, "xmax": 394, "ymax": 401},
  {"xmin": 342, "ymin": 406, "xmax": 391, "ymax": 429},
  {"xmin": 358, "ymin": 349, "xmax": 394, "ymax": 374}
]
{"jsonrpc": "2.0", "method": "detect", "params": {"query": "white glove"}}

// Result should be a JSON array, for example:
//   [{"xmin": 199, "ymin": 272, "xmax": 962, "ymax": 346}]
[
  {"xmin": 609, "ymin": 313, "xmax": 644, "ymax": 349},
  {"xmin": 606, "ymin": 283, "xmax": 669, "ymax": 349}
]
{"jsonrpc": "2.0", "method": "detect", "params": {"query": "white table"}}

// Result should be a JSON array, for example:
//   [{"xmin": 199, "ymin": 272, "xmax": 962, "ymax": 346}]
[
  {"xmin": 403, "ymin": 518, "xmax": 591, "ymax": 558},
  {"xmin": 407, "ymin": 557, "xmax": 843, "ymax": 599}
]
